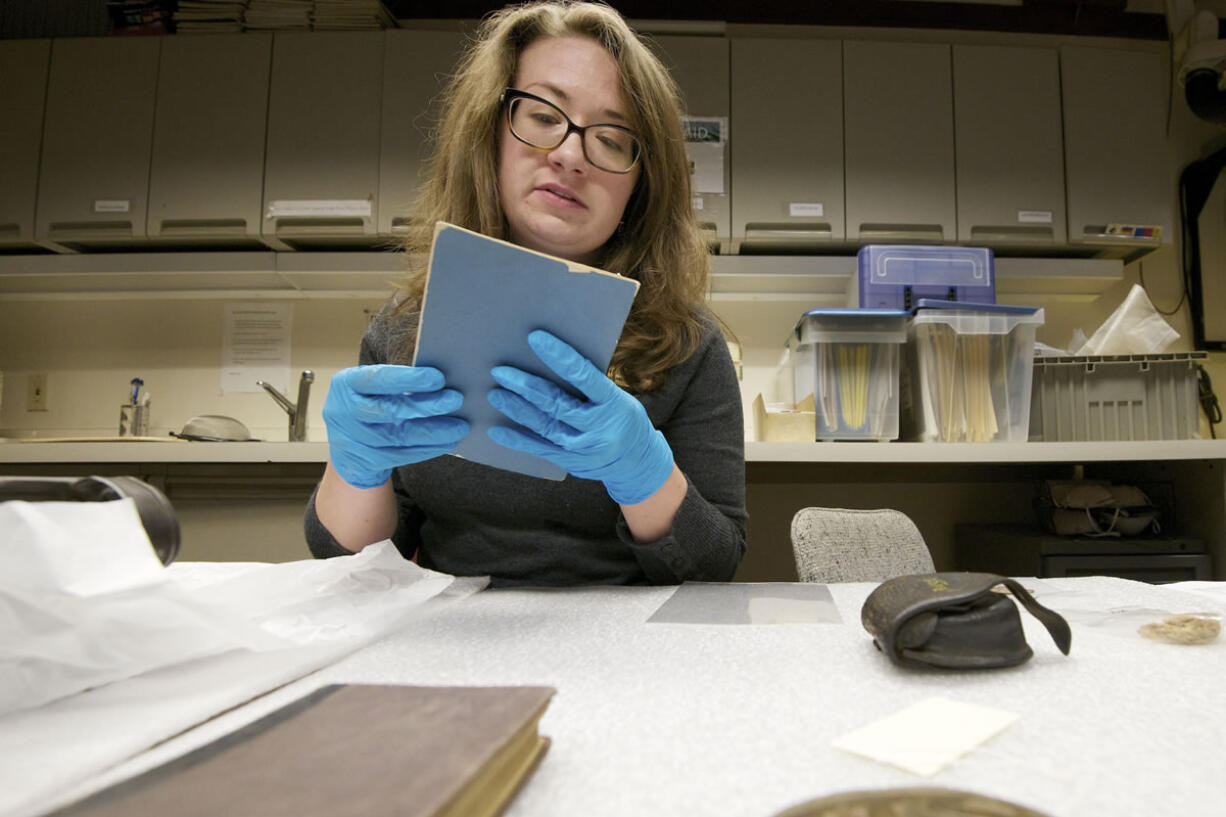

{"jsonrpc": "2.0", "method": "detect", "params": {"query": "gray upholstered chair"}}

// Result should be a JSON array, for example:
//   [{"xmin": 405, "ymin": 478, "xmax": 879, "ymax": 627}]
[{"xmin": 790, "ymin": 507, "xmax": 935, "ymax": 583}]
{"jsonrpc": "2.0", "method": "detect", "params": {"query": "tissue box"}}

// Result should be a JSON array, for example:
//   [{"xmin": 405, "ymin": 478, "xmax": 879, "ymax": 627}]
[{"xmin": 1029, "ymin": 353, "xmax": 1206, "ymax": 441}]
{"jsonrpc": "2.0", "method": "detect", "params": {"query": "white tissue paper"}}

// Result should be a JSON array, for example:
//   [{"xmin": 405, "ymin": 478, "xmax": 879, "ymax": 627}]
[
  {"xmin": 1075, "ymin": 284, "xmax": 1180, "ymax": 355},
  {"xmin": 0, "ymin": 498, "xmax": 487, "ymax": 718}
]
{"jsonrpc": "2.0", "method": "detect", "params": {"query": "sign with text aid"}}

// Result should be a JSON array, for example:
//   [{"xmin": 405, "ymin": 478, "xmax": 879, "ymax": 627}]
[{"xmin": 414, "ymin": 222, "xmax": 640, "ymax": 480}]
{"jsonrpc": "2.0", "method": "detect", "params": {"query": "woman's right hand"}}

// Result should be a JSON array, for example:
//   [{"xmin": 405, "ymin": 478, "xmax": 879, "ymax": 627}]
[{"xmin": 322, "ymin": 365, "xmax": 470, "ymax": 489}]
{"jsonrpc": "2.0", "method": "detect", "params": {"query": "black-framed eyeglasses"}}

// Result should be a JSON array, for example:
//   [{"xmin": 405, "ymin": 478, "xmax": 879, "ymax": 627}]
[{"xmin": 501, "ymin": 88, "xmax": 642, "ymax": 175}]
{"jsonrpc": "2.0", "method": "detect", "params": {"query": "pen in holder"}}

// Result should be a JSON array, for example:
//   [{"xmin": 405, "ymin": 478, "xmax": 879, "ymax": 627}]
[
  {"xmin": 118, "ymin": 402, "xmax": 150, "ymax": 437},
  {"xmin": 119, "ymin": 377, "xmax": 150, "ymax": 437}
]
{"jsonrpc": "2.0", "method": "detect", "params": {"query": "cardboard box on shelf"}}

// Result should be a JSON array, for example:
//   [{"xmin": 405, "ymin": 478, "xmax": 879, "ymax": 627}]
[{"xmin": 753, "ymin": 393, "xmax": 816, "ymax": 442}]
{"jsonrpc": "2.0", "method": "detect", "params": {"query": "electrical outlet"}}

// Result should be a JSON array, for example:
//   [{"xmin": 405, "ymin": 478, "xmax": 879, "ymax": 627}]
[{"xmin": 27, "ymin": 372, "xmax": 48, "ymax": 412}]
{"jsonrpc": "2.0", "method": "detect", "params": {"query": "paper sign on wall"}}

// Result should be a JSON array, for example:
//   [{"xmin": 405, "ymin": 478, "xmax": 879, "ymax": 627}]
[
  {"xmin": 682, "ymin": 115, "xmax": 727, "ymax": 195},
  {"xmin": 220, "ymin": 302, "xmax": 293, "ymax": 394}
]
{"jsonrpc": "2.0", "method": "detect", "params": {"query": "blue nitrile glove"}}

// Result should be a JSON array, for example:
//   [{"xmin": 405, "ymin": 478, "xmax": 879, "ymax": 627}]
[
  {"xmin": 323, "ymin": 365, "xmax": 470, "ymax": 489},
  {"xmin": 486, "ymin": 330, "xmax": 674, "ymax": 505}
]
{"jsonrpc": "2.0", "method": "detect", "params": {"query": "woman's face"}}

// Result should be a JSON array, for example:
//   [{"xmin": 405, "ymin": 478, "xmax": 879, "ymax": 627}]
[{"xmin": 498, "ymin": 36, "xmax": 641, "ymax": 265}]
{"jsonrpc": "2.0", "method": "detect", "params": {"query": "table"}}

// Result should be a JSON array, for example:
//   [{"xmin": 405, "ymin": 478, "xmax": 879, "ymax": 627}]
[{"xmin": 19, "ymin": 577, "xmax": 1226, "ymax": 817}]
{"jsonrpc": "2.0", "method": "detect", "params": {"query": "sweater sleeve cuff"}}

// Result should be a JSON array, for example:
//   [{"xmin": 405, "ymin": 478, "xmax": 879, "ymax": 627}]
[{"xmin": 303, "ymin": 484, "xmax": 358, "ymax": 560}]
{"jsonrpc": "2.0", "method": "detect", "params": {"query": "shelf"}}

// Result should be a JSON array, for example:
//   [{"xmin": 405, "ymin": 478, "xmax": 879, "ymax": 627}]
[
  {"xmin": 746, "ymin": 439, "xmax": 1226, "ymax": 464},
  {"xmin": 0, "ymin": 251, "xmax": 405, "ymax": 300},
  {"xmin": 0, "ymin": 250, "xmax": 1125, "ymax": 301},
  {"xmin": 3, "ymin": 438, "xmax": 1224, "ymax": 465}
]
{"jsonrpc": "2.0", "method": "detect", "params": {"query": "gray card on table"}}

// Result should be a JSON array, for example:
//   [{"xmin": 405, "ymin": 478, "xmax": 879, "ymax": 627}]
[{"xmin": 648, "ymin": 582, "xmax": 842, "ymax": 625}]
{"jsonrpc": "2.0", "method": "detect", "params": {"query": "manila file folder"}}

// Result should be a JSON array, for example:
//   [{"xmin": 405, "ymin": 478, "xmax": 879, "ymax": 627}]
[
  {"xmin": 413, "ymin": 221, "xmax": 640, "ymax": 480},
  {"xmin": 51, "ymin": 683, "xmax": 556, "ymax": 817}
]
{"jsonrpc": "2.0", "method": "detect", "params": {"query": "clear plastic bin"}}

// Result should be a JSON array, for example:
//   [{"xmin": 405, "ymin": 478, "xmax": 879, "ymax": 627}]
[
  {"xmin": 1029, "ymin": 353, "xmax": 1206, "ymax": 441},
  {"xmin": 901, "ymin": 304, "xmax": 1044, "ymax": 442},
  {"xmin": 789, "ymin": 309, "xmax": 908, "ymax": 441}
]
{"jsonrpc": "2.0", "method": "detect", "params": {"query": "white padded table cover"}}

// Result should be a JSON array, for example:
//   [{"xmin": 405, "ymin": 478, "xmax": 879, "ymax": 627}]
[{"xmin": 24, "ymin": 576, "xmax": 1226, "ymax": 817}]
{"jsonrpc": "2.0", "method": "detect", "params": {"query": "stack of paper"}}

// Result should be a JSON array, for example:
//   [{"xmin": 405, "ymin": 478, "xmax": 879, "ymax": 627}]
[
  {"xmin": 313, "ymin": 0, "xmax": 397, "ymax": 30},
  {"xmin": 244, "ymin": 0, "xmax": 312, "ymax": 30},
  {"xmin": 173, "ymin": 0, "xmax": 247, "ymax": 33}
]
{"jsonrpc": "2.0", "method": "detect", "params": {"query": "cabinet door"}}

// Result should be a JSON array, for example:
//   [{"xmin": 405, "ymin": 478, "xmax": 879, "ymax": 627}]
[
  {"xmin": 0, "ymin": 40, "xmax": 50, "ymax": 249},
  {"xmin": 378, "ymin": 28, "xmax": 466, "ymax": 237},
  {"xmin": 1061, "ymin": 46, "xmax": 1171, "ymax": 249},
  {"xmin": 262, "ymin": 31, "xmax": 384, "ymax": 249},
  {"xmin": 148, "ymin": 33, "xmax": 272, "ymax": 247},
  {"xmin": 650, "ymin": 35, "xmax": 730, "ymax": 251},
  {"xmin": 954, "ymin": 44, "xmax": 1066, "ymax": 246},
  {"xmin": 35, "ymin": 37, "xmax": 160, "ymax": 248},
  {"xmin": 730, "ymin": 38, "xmax": 843, "ymax": 251},
  {"xmin": 844, "ymin": 40, "xmax": 955, "ymax": 243}
]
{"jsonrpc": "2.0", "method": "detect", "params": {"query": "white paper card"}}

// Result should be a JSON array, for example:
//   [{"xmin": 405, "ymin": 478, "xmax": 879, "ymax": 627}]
[
  {"xmin": 789, "ymin": 202, "xmax": 824, "ymax": 217},
  {"xmin": 220, "ymin": 301, "xmax": 292, "ymax": 394},
  {"xmin": 266, "ymin": 199, "xmax": 372, "ymax": 218},
  {"xmin": 1017, "ymin": 210, "xmax": 1053, "ymax": 224},
  {"xmin": 832, "ymin": 697, "xmax": 1019, "ymax": 776},
  {"xmin": 92, "ymin": 200, "xmax": 131, "ymax": 214}
]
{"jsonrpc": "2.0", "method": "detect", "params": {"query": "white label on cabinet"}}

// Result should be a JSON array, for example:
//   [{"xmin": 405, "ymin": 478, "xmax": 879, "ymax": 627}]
[
  {"xmin": 93, "ymin": 200, "xmax": 130, "ymax": 214},
  {"xmin": 267, "ymin": 199, "xmax": 373, "ymax": 219},
  {"xmin": 1017, "ymin": 210, "xmax": 1053, "ymax": 224},
  {"xmin": 692, "ymin": 197, "xmax": 704, "ymax": 211},
  {"xmin": 789, "ymin": 202, "xmax": 824, "ymax": 218}
]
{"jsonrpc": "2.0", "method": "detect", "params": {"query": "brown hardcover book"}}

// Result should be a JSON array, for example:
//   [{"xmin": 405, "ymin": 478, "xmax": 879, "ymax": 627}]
[{"xmin": 51, "ymin": 684, "xmax": 556, "ymax": 817}]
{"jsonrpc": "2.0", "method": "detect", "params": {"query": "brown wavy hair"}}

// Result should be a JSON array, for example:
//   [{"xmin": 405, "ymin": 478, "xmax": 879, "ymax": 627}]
[{"xmin": 396, "ymin": 0, "xmax": 709, "ymax": 392}]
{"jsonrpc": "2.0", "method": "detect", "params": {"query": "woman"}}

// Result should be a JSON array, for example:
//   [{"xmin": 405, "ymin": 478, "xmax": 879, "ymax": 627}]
[{"xmin": 306, "ymin": 0, "xmax": 746, "ymax": 586}]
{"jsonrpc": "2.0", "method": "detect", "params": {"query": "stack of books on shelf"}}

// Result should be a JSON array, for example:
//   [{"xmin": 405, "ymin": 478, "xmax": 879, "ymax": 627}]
[
  {"xmin": 313, "ymin": 0, "xmax": 397, "ymax": 29},
  {"xmin": 244, "ymin": 0, "xmax": 313, "ymax": 30},
  {"xmin": 174, "ymin": 0, "xmax": 248, "ymax": 33}
]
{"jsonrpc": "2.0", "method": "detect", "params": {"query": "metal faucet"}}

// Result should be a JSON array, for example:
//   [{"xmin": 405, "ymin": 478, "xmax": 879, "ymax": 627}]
[{"xmin": 257, "ymin": 370, "xmax": 315, "ymax": 442}]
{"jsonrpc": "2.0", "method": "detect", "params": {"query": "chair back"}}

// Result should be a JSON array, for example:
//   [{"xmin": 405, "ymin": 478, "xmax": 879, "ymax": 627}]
[{"xmin": 790, "ymin": 507, "xmax": 934, "ymax": 583}]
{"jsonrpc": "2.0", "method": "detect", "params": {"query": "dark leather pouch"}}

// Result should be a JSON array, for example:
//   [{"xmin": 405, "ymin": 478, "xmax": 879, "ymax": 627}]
[{"xmin": 861, "ymin": 572, "xmax": 1072, "ymax": 669}]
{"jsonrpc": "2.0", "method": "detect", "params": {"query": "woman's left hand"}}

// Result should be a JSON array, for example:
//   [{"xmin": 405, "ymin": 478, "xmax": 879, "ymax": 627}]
[{"xmin": 486, "ymin": 330, "xmax": 675, "ymax": 505}]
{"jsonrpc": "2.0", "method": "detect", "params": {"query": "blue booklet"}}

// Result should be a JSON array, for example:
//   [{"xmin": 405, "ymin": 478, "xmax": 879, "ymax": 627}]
[{"xmin": 413, "ymin": 222, "xmax": 640, "ymax": 480}]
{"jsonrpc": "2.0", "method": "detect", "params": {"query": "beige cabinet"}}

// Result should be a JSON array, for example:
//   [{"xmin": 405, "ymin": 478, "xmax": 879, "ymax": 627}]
[
  {"xmin": 35, "ymin": 37, "xmax": 160, "ymax": 249},
  {"xmin": 1061, "ymin": 46, "xmax": 1172, "ymax": 251},
  {"xmin": 147, "ymin": 33, "xmax": 272, "ymax": 248},
  {"xmin": 262, "ymin": 31, "xmax": 384, "ymax": 249},
  {"xmin": 730, "ymin": 37, "xmax": 843, "ymax": 252},
  {"xmin": 377, "ymin": 28, "xmax": 466, "ymax": 237},
  {"xmin": 844, "ymin": 40, "xmax": 956, "ymax": 243},
  {"xmin": 0, "ymin": 40, "xmax": 50, "ymax": 250},
  {"xmin": 650, "ymin": 35, "xmax": 730, "ymax": 250},
  {"xmin": 953, "ymin": 44, "xmax": 1067, "ymax": 247}
]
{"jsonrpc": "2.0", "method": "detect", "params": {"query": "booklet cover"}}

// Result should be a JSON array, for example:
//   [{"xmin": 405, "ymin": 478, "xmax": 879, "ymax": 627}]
[
  {"xmin": 52, "ymin": 684, "xmax": 556, "ymax": 817},
  {"xmin": 414, "ymin": 222, "xmax": 640, "ymax": 480}
]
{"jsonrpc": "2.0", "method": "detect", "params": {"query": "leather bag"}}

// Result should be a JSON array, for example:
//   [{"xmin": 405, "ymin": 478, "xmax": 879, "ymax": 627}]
[{"xmin": 861, "ymin": 572, "xmax": 1072, "ymax": 669}]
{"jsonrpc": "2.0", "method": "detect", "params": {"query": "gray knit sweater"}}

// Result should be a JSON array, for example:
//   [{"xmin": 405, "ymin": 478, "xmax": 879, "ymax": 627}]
[{"xmin": 304, "ymin": 300, "xmax": 747, "ymax": 586}]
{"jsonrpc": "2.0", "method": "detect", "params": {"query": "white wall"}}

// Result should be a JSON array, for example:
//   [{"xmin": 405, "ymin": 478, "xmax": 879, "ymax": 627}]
[{"xmin": 0, "ymin": 296, "xmax": 386, "ymax": 440}]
